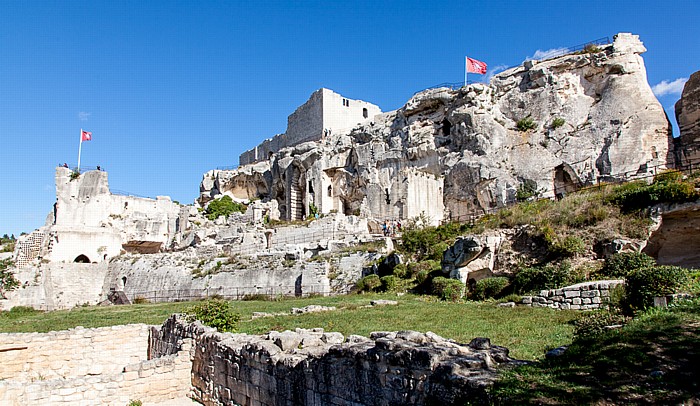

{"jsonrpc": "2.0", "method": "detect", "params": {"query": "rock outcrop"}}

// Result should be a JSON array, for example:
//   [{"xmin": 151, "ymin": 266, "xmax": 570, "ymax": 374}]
[
  {"xmin": 644, "ymin": 201, "xmax": 700, "ymax": 268},
  {"xmin": 675, "ymin": 70, "xmax": 700, "ymax": 165},
  {"xmin": 204, "ymin": 33, "xmax": 672, "ymax": 225},
  {"xmin": 441, "ymin": 233, "xmax": 504, "ymax": 284}
]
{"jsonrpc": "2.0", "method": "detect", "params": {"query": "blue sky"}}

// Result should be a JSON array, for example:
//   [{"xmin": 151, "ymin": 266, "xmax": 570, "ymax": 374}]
[{"xmin": 1, "ymin": 0, "xmax": 698, "ymax": 236}]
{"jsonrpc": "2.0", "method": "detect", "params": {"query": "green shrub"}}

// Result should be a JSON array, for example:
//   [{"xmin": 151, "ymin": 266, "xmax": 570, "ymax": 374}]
[
  {"xmin": 516, "ymin": 116, "xmax": 536, "ymax": 132},
  {"xmin": 625, "ymin": 265, "xmax": 691, "ymax": 310},
  {"xmin": 133, "ymin": 296, "xmax": 150, "ymax": 304},
  {"xmin": 599, "ymin": 252, "xmax": 656, "ymax": 278},
  {"xmin": 380, "ymin": 275, "xmax": 398, "ymax": 292},
  {"xmin": 205, "ymin": 195, "xmax": 247, "ymax": 220},
  {"xmin": 429, "ymin": 242, "xmax": 450, "ymax": 261},
  {"xmin": 356, "ymin": 274, "xmax": 381, "ymax": 292},
  {"xmin": 551, "ymin": 235, "xmax": 587, "ymax": 257},
  {"xmin": 128, "ymin": 400, "xmax": 143, "ymax": 406},
  {"xmin": 573, "ymin": 309, "xmax": 630, "ymax": 340},
  {"xmin": 499, "ymin": 293, "xmax": 523, "ymax": 303},
  {"xmin": 550, "ymin": 117, "xmax": 565, "ymax": 129},
  {"xmin": 516, "ymin": 181, "xmax": 539, "ymax": 201},
  {"xmin": 609, "ymin": 178, "xmax": 699, "ymax": 212},
  {"xmin": 653, "ymin": 169, "xmax": 683, "ymax": 184},
  {"xmin": 415, "ymin": 269, "xmax": 430, "ymax": 285},
  {"xmin": 241, "ymin": 293, "xmax": 273, "ymax": 301},
  {"xmin": 432, "ymin": 276, "xmax": 464, "ymax": 302},
  {"xmin": 400, "ymin": 222, "xmax": 470, "ymax": 260},
  {"xmin": 187, "ymin": 299, "xmax": 240, "ymax": 332},
  {"xmin": 512, "ymin": 263, "xmax": 570, "ymax": 294},
  {"xmin": 392, "ymin": 263, "xmax": 409, "ymax": 279},
  {"xmin": 471, "ymin": 277, "xmax": 510, "ymax": 300}
]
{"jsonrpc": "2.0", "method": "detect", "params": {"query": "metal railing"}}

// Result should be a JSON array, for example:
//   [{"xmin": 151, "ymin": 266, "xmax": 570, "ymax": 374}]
[
  {"xmin": 535, "ymin": 37, "xmax": 611, "ymax": 61},
  {"xmin": 56, "ymin": 165, "xmax": 101, "ymax": 172},
  {"xmin": 414, "ymin": 36, "xmax": 612, "ymax": 94},
  {"xmin": 110, "ymin": 189, "xmax": 154, "ymax": 199},
  {"xmin": 215, "ymin": 165, "xmax": 239, "ymax": 171},
  {"xmin": 128, "ymin": 286, "xmax": 331, "ymax": 303}
]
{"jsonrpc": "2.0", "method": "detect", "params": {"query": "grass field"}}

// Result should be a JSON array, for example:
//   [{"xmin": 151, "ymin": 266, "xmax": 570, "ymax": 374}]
[{"xmin": 0, "ymin": 293, "xmax": 577, "ymax": 360}]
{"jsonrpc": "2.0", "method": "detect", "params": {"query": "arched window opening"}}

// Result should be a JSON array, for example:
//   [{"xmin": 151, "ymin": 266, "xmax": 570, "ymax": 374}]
[
  {"xmin": 121, "ymin": 276, "xmax": 127, "ymax": 288},
  {"xmin": 74, "ymin": 254, "xmax": 90, "ymax": 263},
  {"xmin": 327, "ymin": 185, "xmax": 333, "ymax": 197},
  {"xmin": 363, "ymin": 108, "xmax": 368, "ymax": 118}
]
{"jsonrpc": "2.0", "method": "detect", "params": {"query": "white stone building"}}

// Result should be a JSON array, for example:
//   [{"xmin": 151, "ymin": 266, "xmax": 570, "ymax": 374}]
[{"xmin": 239, "ymin": 88, "xmax": 381, "ymax": 165}]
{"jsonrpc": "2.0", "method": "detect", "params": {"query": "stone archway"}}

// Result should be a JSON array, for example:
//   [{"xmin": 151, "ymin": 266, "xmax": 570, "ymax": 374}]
[
  {"xmin": 553, "ymin": 163, "xmax": 580, "ymax": 199},
  {"xmin": 74, "ymin": 254, "xmax": 90, "ymax": 263}
]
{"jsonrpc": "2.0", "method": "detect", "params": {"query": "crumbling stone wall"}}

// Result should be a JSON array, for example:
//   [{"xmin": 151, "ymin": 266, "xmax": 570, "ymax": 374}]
[
  {"xmin": 154, "ymin": 315, "xmax": 516, "ymax": 406},
  {"xmin": 520, "ymin": 280, "xmax": 624, "ymax": 310},
  {"xmin": 0, "ymin": 324, "xmax": 192, "ymax": 405}
]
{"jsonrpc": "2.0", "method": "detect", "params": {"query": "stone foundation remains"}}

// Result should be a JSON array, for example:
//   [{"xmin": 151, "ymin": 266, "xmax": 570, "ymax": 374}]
[
  {"xmin": 520, "ymin": 280, "xmax": 624, "ymax": 310},
  {"xmin": 152, "ymin": 315, "xmax": 518, "ymax": 406},
  {"xmin": 1, "ymin": 313, "xmax": 522, "ymax": 405}
]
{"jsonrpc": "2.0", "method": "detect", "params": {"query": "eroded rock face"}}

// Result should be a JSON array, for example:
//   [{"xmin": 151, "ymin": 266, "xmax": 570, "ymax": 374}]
[
  {"xmin": 442, "ymin": 234, "xmax": 504, "ymax": 284},
  {"xmin": 675, "ymin": 70, "xmax": 700, "ymax": 164},
  {"xmin": 644, "ymin": 202, "xmax": 700, "ymax": 268},
  {"xmin": 204, "ymin": 33, "xmax": 672, "ymax": 224}
]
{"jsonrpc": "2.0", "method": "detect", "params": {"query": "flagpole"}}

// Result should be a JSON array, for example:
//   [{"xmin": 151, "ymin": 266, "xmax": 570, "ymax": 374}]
[
  {"xmin": 464, "ymin": 56, "xmax": 467, "ymax": 87},
  {"xmin": 78, "ymin": 128, "xmax": 83, "ymax": 172}
]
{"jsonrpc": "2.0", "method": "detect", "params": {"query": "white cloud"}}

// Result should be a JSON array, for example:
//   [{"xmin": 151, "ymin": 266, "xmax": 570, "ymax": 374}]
[
  {"xmin": 78, "ymin": 111, "xmax": 91, "ymax": 121},
  {"xmin": 652, "ymin": 78, "xmax": 688, "ymax": 97},
  {"xmin": 524, "ymin": 47, "xmax": 569, "ymax": 62},
  {"xmin": 485, "ymin": 64, "xmax": 509, "ymax": 82}
]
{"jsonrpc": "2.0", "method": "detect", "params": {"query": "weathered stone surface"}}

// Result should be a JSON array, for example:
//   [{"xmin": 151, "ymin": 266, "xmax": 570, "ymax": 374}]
[
  {"xmin": 442, "ymin": 233, "xmax": 503, "ymax": 284},
  {"xmin": 147, "ymin": 315, "xmax": 519, "ymax": 406},
  {"xmin": 675, "ymin": 70, "xmax": 700, "ymax": 164},
  {"xmin": 208, "ymin": 33, "xmax": 671, "ymax": 226},
  {"xmin": 644, "ymin": 201, "xmax": 700, "ymax": 268}
]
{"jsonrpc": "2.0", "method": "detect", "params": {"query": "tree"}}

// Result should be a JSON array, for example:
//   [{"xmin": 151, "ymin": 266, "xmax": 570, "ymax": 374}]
[{"xmin": 0, "ymin": 259, "xmax": 20, "ymax": 299}]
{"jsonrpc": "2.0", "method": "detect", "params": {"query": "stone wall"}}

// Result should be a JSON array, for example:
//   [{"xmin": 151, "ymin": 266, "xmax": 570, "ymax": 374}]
[
  {"xmin": 0, "ymin": 324, "xmax": 192, "ymax": 405},
  {"xmin": 520, "ymin": 280, "xmax": 624, "ymax": 310},
  {"xmin": 0, "ymin": 262, "xmax": 109, "ymax": 311},
  {"xmin": 240, "ymin": 88, "xmax": 381, "ymax": 165},
  {"xmin": 152, "ymin": 315, "xmax": 516, "ymax": 406},
  {"xmin": 0, "ymin": 324, "xmax": 149, "ymax": 381}
]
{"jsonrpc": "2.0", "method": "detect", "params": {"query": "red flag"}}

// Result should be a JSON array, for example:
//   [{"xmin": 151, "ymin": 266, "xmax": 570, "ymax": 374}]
[
  {"xmin": 466, "ymin": 57, "xmax": 488, "ymax": 74},
  {"xmin": 81, "ymin": 130, "xmax": 92, "ymax": 141}
]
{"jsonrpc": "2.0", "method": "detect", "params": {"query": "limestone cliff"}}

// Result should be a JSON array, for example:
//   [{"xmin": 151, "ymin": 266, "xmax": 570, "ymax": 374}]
[
  {"xmin": 203, "ymin": 33, "xmax": 672, "ymax": 224},
  {"xmin": 675, "ymin": 70, "xmax": 700, "ymax": 164}
]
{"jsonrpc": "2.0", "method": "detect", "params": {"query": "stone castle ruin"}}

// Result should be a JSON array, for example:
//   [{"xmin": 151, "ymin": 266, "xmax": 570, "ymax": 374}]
[
  {"xmin": 202, "ymin": 33, "xmax": 672, "ymax": 226},
  {"xmin": 2, "ymin": 32, "xmax": 689, "ymax": 311}
]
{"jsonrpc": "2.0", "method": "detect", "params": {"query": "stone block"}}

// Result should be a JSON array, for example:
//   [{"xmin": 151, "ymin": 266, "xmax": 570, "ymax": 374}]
[
  {"xmin": 564, "ymin": 290, "xmax": 581, "ymax": 298},
  {"xmin": 572, "ymin": 298, "xmax": 582, "ymax": 305},
  {"xmin": 581, "ymin": 290, "xmax": 598, "ymax": 298},
  {"xmin": 521, "ymin": 296, "xmax": 533, "ymax": 304},
  {"xmin": 570, "ymin": 305, "xmax": 581, "ymax": 310},
  {"xmin": 581, "ymin": 298, "xmax": 591, "ymax": 304},
  {"xmin": 592, "ymin": 297, "xmax": 602, "ymax": 304}
]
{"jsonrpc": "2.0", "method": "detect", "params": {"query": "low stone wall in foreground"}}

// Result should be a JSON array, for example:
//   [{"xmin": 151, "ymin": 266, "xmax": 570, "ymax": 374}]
[
  {"xmin": 151, "ymin": 315, "xmax": 518, "ymax": 406},
  {"xmin": 0, "ymin": 324, "xmax": 192, "ymax": 405}
]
